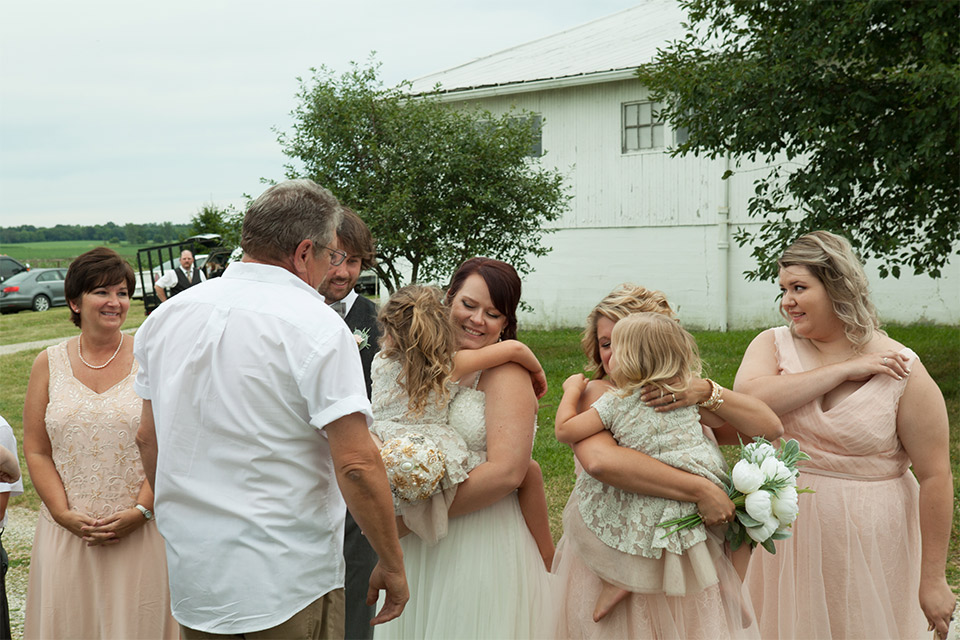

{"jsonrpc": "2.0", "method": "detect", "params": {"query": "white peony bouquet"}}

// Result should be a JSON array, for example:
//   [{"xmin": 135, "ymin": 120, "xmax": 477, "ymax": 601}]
[{"xmin": 659, "ymin": 437, "xmax": 812, "ymax": 554}]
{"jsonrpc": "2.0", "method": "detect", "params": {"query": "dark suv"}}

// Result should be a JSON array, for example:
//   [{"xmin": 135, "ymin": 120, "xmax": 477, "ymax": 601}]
[{"xmin": 0, "ymin": 255, "xmax": 29, "ymax": 283}]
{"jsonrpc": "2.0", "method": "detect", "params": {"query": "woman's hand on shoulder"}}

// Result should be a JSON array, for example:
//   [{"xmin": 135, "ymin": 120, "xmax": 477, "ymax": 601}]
[
  {"xmin": 838, "ymin": 349, "xmax": 911, "ymax": 383},
  {"xmin": 641, "ymin": 376, "xmax": 711, "ymax": 412},
  {"xmin": 80, "ymin": 508, "xmax": 147, "ymax": 546}
]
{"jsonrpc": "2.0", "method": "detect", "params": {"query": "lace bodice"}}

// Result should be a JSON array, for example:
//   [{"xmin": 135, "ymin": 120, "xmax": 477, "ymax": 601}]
[
  {"xmin": 42, "ymin": 340, "xmax": 144, "ymax": 522},
  {"xmin": 371, "ymin": 356, "xmax": 459, "ymax": 425},
  {"xmin": 575, "ymin": 390, "xmax": 728, "ymax": 558}
]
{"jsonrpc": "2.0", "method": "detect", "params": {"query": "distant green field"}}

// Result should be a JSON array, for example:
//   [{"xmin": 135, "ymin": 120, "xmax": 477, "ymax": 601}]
[{"xmin": 0, "ymin": 240, "xmax": 159, "ymax": 267}]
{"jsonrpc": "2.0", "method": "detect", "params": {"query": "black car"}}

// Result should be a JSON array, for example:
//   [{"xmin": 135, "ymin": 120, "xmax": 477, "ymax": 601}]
[{"xmin": 0, "ymin": 255, "xmax": 29, "ymax": 283}]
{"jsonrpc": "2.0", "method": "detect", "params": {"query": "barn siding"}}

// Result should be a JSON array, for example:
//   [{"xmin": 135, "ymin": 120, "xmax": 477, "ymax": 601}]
[{"xmin": 444, "ymin": 81, "xmax": 959, "ymax": 329}]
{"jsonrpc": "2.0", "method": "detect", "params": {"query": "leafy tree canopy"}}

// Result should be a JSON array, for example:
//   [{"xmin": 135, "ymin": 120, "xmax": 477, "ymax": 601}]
[
  {"xmin": 276, "ymin": 59, "xmax": 569, "ymax": 292},
  {"xmin": 189, "ymin": 203, "xmax": 243, "ymax": 249},
  {"xmin": 637, "ymin": 0, "xmax": 959, "ymax": 280}
]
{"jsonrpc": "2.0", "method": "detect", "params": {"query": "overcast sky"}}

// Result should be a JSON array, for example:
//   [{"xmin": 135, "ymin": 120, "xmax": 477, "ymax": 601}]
[{"xmin": 1, "ymin": 0, "xmax": 643, "ymax": 229}]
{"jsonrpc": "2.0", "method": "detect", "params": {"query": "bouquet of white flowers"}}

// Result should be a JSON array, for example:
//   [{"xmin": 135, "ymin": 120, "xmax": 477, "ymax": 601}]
[{"xmin": 659, "ymin": 437, "xmax": 812, "ymax": 554}]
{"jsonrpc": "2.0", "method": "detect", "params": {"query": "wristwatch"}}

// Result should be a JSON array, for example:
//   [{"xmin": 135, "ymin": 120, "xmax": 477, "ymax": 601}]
[{"xmin": 135, "ymin": 504, "xmax": 154, "ymax": 521}]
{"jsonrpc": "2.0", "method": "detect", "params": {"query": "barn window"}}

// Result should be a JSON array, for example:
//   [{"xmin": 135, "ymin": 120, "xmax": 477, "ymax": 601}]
[{"xmin": 622, "ymin": 101, "xmax": 664, "ymax": 152}]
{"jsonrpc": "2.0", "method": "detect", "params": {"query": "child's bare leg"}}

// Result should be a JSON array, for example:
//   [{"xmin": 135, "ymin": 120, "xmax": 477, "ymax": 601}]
[
  {"xmin": 729, "ymin": 542, "xmax": 751, "ymax": 581},
  {"xmin": 594, "ymin": 579, "xmax": 630, "ymax": 622},
  {"xmin": 518, "ymin": 459, "xmax": 555, "ymax": 570}
]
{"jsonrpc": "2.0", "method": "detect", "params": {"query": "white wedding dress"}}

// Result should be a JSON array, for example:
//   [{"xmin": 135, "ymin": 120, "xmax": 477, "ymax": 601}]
[{"xmin": 374, "ymin": 377, "xmax": 556, "ymax": 639}]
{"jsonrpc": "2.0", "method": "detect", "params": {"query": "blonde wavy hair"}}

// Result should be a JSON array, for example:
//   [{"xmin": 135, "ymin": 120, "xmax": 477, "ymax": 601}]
[
  {"xmin": 778, "ymin": 230, "xmax": 882, "ymax": 352},
  {"xmin": 609, "ymin": 312, "xmax": 702, "ymax": 396},
  {"xmin": 581, "ymin": 284, "xmax": 676, "ymax": 379},
  {"xmin": 377, "ymin": 285, "xmax": 458, "ymax": 418}
]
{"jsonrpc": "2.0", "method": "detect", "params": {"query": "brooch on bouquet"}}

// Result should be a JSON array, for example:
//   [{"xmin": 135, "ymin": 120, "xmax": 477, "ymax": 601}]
[
  {"xmin": 659, "ymin": 437, "xmax": 813, "ymax": 554},
  {"xmin": 379, "ymin": 433, "xmax": 446, "ymax": 503}
]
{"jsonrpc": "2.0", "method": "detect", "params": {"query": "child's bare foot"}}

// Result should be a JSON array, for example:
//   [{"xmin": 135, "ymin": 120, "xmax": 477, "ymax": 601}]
[{"xmin": 593, "ymin": 581, "xmax": 630, "ymax": 622}]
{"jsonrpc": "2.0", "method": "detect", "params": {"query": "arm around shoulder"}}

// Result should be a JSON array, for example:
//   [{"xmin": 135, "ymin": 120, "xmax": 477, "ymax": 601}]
[{"xmin": 448, "ymin": 362, "xmax": 538, "ymax": 518}]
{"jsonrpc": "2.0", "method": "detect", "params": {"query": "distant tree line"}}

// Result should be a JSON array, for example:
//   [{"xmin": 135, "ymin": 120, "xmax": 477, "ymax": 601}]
[{"xmin": 0, "ymin": 222, "xmax": 192, "ymax": 245}]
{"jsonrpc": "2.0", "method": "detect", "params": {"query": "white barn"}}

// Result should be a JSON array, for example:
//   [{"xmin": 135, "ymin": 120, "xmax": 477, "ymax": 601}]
[{"xmin": 410, "ymin": 0, "xmax": 959, "ymax": 330}]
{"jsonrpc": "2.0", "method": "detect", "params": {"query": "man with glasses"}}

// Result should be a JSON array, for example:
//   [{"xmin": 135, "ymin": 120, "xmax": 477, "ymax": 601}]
[
  {"xmin": 319, "ymin": 208, "xmax": 381, "ymax": 639},
  {"xmin": 134, "ymin": 179, "xmax": 407, "ymax": 639}
]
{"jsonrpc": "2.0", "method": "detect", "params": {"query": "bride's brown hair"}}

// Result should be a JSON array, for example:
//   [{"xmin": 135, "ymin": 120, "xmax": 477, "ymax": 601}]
[{"xmin": 378, "ymin": 285, "xmax": 459, "ymax": 418}]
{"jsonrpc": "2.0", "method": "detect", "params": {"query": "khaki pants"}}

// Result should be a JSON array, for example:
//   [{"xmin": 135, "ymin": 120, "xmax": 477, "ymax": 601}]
[{"xmin": 180, "ymin": 590, "xmax": 345, "ymax": 640}]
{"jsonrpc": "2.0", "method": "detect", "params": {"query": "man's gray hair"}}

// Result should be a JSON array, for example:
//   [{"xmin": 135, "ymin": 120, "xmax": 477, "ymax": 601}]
[{"xmin": 241, "ymin": 179, "xmax": 343, "ymax": 263}]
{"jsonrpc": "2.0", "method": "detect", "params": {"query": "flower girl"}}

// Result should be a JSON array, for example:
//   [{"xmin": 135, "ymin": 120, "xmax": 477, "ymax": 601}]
[
  {"xmin": 555, "ymin": 312, "xmax": 777, "ymax": 633},
  {"xmin": 371, "ymin": 285, "xmax": 554, "ymax": 566}
]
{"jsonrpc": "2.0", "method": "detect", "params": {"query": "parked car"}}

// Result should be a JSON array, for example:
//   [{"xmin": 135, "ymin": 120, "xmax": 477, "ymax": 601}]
[
  {"xmin": 0, "ymin": 255, "xmax": 29, "ymax": 283},
  {"xmin": 0, "ymin": 268, "xmax": 68, "ymax": 313}
]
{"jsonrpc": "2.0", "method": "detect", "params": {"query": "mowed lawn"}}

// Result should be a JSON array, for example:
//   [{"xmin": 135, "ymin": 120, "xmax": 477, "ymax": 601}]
[
  {"xmin": 0, "ymin": 240, "xmax": 157, "ymax": 268},
  {"xmin": 0, "ymin": 307, "xmax": 957, "ymax": 590}
]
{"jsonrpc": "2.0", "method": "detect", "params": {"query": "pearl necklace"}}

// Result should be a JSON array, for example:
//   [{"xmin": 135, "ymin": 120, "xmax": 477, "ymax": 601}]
[{"xmin": 78, "ymin": 334, "xmax": 124, "ymax": 370}]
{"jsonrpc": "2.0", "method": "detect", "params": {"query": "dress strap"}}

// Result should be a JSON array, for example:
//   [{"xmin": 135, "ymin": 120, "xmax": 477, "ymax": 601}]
[
  {"xmin": 45, "ymin": 341, "xmax": 69, "ymax": 393},
  {"xmin": 471, "ymin": 370, "xmax": 483, "ymax": 390}
]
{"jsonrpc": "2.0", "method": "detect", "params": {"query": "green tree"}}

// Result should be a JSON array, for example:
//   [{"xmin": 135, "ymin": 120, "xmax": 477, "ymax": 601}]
[
  {"xmin": 637, "ymin": 0, "xmax": 959, "ymax": 280},
  {"xmin": 276, "ymin": 60, "xmax": 569, "ymax": 293},
  {"xmin": 189, "ymin": 203, "xmax": 243, "ymax": 249}
]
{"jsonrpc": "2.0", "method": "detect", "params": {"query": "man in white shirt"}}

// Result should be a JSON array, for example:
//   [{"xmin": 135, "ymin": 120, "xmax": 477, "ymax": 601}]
[
  {"xmin": 134, "ymin": 179, "xmax": 407, "ymax": 639},
  {"xmin": 154, "ymin": 249, "xmax": 206, "ymax": 302}
]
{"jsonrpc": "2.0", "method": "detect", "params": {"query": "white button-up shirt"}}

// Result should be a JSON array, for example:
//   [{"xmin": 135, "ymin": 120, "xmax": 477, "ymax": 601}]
[{"xmin": 134, "ymin": 261, "xmax": 371, "ymax": 634}]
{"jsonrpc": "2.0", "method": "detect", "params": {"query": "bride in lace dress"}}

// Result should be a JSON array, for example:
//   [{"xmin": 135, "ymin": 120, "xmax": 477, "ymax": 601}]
[
  {"xmin": 22, "ymin": 248, "xmax": 176, "ymax": 639},
  {"xmin": 374, "ymin": 258, "xmax": 555, "ymax": 639}
]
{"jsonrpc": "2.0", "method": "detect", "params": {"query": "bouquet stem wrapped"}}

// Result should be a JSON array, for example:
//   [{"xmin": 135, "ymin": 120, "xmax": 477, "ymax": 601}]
[{"xmin": 659, "ymin": 437, "xmax": 813, "ymax": 554}]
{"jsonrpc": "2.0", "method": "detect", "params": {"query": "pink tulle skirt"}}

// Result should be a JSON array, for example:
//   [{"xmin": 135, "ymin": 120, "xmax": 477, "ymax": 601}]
[
  {"xmin": 553, "ymin": 494, "xmax": 759, "ymax": 640},
  {"xmin": 744, "ymin": 469, "xmax": 928, "ymax": 639}
]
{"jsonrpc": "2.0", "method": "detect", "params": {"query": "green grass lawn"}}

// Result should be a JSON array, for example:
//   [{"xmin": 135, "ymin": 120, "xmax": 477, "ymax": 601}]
[
  {"xmin": 0, "ymin": 240, "xmax": 157, "ymax": 268},
  {"xmin": 0, "ymin": 314, "xmax": 956, "ymax": 590}
]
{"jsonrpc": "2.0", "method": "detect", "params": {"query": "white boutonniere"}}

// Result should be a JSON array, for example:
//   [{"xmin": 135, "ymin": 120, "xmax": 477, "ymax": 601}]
[{"xmin": 353, "ymin": 328, "xmax": 370, "ymax": 351}]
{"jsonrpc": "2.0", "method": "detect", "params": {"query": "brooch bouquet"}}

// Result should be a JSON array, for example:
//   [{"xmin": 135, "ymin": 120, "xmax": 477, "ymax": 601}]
[
  {"xmin": 659, "ymin": 437, "xmax": 812, "ymax": 554},
  {"xmin": 379, "ymin": 433, "xmax": 446, "ymax": 503},
  {"xmin": 353, "ymin": 328, "xmax": 370, "ymax": 350}
]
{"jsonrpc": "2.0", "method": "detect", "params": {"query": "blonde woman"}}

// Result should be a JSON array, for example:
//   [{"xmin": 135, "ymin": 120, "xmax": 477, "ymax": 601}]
[
  {"xmin": 735, "ymin": 231, "xmax": 955, "ymax": 639},
  {"xmin": 552, "ymin": 284, "xmax": 783, "ymax": 639}
]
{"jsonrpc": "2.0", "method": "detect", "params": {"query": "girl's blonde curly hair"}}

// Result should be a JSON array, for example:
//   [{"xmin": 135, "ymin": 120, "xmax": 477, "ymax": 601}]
[
  {"xmin": 377, "ymin": 285, "xmax": 458, "ymax": 418},
  {"xmin": 778, "ymin": 230, "xmax": 883, "ymax": 352},
  {"xmin": 609, "ymin": 312, "xmax": 702, "ymax": 396},
  {"xmin": 581, "ymin": 284, "xmax": 676, "ymax": 379}
]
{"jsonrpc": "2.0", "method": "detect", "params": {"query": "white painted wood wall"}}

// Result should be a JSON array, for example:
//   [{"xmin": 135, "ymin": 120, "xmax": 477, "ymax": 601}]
[{"xmin": 444, "ymin": 79, "xmax": 960, "ymax": 330}]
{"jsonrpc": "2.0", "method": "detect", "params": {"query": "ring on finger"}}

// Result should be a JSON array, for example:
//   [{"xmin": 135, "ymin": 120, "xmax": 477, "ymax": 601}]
[
  {"xmin": 882, "ymin": 357, "xmax": 888, "ymax": 365},
  {"xmin": 660, "ymin": 390, "xmax": 664, "ymax": 399},
  {"xmin": 672, "ymin": 393, "xmax": 677, "ymax": 402}
]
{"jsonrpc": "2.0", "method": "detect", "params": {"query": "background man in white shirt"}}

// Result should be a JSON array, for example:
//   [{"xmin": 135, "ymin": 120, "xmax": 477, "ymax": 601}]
[
  {"xmin": 134, "ymin": 179, "xmax": 407, "ymax": 639},
  {"xmin": 154, "ymin": 249, "xmax": 206, "ymax": 302}
]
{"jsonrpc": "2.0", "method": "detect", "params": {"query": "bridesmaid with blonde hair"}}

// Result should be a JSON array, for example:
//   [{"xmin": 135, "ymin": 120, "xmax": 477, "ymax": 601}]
[{"xmin": 735, "ymin": 231, "xmax": 955, "ymax": 639}]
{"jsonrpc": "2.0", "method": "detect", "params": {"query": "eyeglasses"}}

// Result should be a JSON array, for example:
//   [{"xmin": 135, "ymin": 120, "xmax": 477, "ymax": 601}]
[{"xmin": 324, "ymin": 246, "xmax": 347, "ymax": 266}]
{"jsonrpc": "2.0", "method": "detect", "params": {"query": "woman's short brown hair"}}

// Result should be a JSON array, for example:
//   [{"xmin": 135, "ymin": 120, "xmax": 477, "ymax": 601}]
[{"xmin": 64, "ymin": 247, "xmax": 135, "ymax": 328}]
